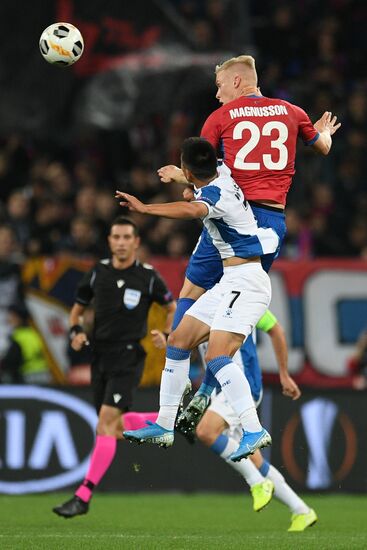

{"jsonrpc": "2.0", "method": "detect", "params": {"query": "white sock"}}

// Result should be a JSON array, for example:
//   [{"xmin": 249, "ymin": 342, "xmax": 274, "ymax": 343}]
[
  {"xmin": 266, "ymin": 464, "xmax": 309, "ymax": 514},
  {"xmin": 220, "ymin": 436, "xmax": 264, "ymax": 486},
  {"xmin": 214, "ymin": 361, "xmax": 262, "ymax": 432},
  {"xmin": 157, "ymin": 355, "xmax": 190, "ymax": 430}
]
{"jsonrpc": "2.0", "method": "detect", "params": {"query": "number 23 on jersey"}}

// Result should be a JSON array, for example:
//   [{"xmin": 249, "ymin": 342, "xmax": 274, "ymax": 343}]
[{"xmin": 233, "ymin": 121, "xmax": 288, "ymax": 171}]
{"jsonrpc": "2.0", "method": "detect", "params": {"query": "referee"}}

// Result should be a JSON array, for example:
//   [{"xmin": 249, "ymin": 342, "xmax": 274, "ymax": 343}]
[{"xmin": 53, "ymin": 216, "xmax": 176, "ymax": 518}]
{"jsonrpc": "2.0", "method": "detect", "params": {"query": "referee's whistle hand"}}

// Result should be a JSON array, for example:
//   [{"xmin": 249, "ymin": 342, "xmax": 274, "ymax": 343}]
[
  {"xmin": 151, "ymin": 330, "xmax": 167, "ymax": 350},
  {"xmin": 71, "ymin": 333, "xmax": 88, "ymax": 351}
]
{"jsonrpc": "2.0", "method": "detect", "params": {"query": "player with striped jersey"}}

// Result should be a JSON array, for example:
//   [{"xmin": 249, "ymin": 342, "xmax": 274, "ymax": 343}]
[{"xmin": 118, "ymin": 137, "xmax": 278, "ymax": 461}]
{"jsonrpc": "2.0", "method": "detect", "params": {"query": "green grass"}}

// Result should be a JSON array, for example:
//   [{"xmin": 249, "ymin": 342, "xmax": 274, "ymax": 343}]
[{"xmin": 0, "ymin": 493, "xmax": 366, "ymax": 549}]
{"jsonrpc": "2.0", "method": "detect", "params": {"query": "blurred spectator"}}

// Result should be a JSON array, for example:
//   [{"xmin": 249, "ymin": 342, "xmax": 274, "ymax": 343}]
[
  {"xmin": 0, "ymin": 135, "xmax": 29, "ymax": 202},
  {"xmin": 279, "ymin": 208, "xmax": 312, "ymax": 259},
  {"xmin": 166, "ymin": 232, "xmax": 191, "ymax": 259},
  {"xmin": 348, "ymin": 329, "xmax": 367, "ymax": 390},
  {"xmin": 6, "ymin": 191, "xmax": 31, "ymax": 248},
  {"xmin": 57, "ymin": 216, "xmax": 105, "ymax": 259},
  {"xmin": 0, "ymin": 225, "xmax": 24, "ymax": 356},
  {"xmin": 1, "ymin": 305, "xmax": 50, "ymax": 384},
  {"xmin": 29, "ymin": 199, "xmax": 66, "ymax": 255},
  {"xmin": 73, "ymin": 160, "xmax": 99, "ymax": 189},
  {"xmin": 95, "ymin": 189, "xmax": 119, "ymax": 239},
  {"xmin": 74, "ymin": 187, "xmax": 98, "ymax": 219},
  {"xmin": 347, "ymin": 219, "xmax": 367, "ymax": 257}
]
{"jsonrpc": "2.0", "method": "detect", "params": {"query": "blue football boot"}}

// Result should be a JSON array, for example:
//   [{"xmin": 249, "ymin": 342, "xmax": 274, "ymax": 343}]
[
  {"xmin": 230, "ymin": 428, "xmax": 272, "ymax": 462},
  {"xmin": 123, "ymin": 421, "xmax": 174, "ymax": 448}
]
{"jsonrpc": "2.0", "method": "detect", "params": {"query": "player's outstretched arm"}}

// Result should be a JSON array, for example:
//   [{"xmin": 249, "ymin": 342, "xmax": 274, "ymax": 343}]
[
  {"xmin": 312, "ymin": 111, "xmax": 341, "ymax": 155},
  {"xmin": 115, "ymin": 190, "xmax": 207, "ymax": 219},
  {"xmin": 157, "ymin": 165, "xmax": 191, "ymax": 185},
  {"xmin": 268, "ymin": 322, "xmax": 301, "ymax": 400}
]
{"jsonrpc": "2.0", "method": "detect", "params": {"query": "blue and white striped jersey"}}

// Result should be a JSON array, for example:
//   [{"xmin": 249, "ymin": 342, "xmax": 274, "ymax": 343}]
[{"xmin": 193, "ymin": 164, "xmax": 279, "ymax": 260}]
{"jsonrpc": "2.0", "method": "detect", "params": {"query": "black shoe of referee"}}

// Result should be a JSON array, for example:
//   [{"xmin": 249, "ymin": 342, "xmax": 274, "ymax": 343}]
[{"xmin": 53, "ymin": 496, "xmax": 89, "ymax": 518}]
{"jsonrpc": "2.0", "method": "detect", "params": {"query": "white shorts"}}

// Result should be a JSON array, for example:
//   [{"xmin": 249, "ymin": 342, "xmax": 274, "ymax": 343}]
[{"xmin": 185, "ymin": 262, "xmax": 271, "ymax": 337}]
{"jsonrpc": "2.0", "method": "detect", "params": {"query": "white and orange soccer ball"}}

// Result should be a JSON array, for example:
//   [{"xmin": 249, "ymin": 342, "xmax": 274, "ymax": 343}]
[{"xmin": 39, "ymin": 22, "xmax": 84, "ymax": 67}]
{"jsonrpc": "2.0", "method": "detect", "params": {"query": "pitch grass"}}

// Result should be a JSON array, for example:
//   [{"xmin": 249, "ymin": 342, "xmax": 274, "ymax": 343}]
[{"xmin": 0, "ymin": 493, "xmax": 366, "ymax": 550}]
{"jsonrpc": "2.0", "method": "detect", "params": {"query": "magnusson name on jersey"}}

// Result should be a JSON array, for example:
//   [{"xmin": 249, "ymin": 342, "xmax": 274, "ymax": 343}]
[{"xmin": 229, "ymin": 105, "xmax": 288, "ymax": 119}]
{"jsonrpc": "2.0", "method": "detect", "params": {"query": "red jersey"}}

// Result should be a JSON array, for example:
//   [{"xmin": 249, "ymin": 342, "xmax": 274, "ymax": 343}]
[{"xmin": 200, "ymin": 96, "xmax": 319, "ymax": 206}]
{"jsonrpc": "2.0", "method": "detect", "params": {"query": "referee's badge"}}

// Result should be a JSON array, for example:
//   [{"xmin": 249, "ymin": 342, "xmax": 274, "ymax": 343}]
[{"xmin": 123, "ymin": 288, "xmax": 141, "ymax": 309}]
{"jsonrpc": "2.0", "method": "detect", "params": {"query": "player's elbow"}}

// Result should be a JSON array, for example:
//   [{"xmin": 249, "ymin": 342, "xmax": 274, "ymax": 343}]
[{"xmin": 269, "ymin": 322, "xmax": 286, "ymax": 342}]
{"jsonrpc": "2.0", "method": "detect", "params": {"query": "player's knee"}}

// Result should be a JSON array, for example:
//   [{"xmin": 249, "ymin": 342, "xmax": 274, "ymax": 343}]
[
  {"xmin": 97, "ymin": 424, "xmax": 122, "ymax": 439},
  {"xmin": 167, "ymin": 330, "xmax": 186, "ymax": 349},
  {"xmin": 179, "ymin": 279, "xmax": 204, "ymax": 300},
  {"xmin": 196, "ymin": 420, "xmax": 216, "ymax": 446},
  {"xmin": 97, "ymin": 416, "xmax": 122, "ymax": 438},
  {"xmin": 96, "ymin": 421, "xmax": 111, "ymax": 436}
]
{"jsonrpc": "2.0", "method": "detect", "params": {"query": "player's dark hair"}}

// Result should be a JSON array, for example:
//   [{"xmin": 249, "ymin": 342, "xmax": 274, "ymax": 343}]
[
  {"xmin": 110, "ymin": 216, "xmax": 139, "ymax": 236},
  {"xmin": 181, "ymin": 137, "xmax": 217, "ymax": 180}
]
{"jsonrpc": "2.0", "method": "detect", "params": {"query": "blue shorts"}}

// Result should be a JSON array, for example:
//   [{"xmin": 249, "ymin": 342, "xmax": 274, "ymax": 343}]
[
  {"xmin": 250, "ymin": 202, "xmax": 286, "ymax": 273},
  {"xmin": 185, "ymin": 203, "xmax": 286, "ymax": 290},
  {"xmin": 185, "ymin": 227, "xmax": 223, "ymax": 290}
]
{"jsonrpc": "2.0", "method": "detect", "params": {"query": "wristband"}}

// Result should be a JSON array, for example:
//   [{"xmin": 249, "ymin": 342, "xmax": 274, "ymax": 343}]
[{"xmin": 69, "ymin": 324, "xmax": 84, "ymax": 340}]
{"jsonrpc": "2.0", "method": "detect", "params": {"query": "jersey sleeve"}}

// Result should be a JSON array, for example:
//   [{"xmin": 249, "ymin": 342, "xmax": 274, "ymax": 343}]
[
  {"xmin": 193, "ymin": 185, "xmax": 222, "ymax": 219},
  {"xmin": 294, "ymin": 105, "xmax": 319, "ymax": 145},
  {"xmin": 200, "ymin": 110, "xmax": 222, "ymax": 149},
  {"xmin": 75, "ymin": 268, "xmax": 95, "ymax": 306},
  {"xmin": 256, "ymin": 309, "xmax": 278, "ymax": 332},
  {"xmin": 150, "ymin": 272, "xmax": 174, "ymax": 305}
]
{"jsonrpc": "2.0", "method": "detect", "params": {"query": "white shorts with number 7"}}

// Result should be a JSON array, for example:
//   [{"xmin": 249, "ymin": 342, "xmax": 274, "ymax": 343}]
[{"xmin": 185, "ymin": 262, "xmax": 271, "ymax": 338}]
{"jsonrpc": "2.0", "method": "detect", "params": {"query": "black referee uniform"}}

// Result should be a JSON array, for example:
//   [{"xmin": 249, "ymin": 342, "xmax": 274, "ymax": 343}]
[{"xmin": 75, "ymin": 258, "xmax": 173, "ymax": 413}]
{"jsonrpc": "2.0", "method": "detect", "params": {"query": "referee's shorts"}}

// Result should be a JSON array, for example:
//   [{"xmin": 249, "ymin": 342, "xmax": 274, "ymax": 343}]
[{"xmin": 91, "ymin": 343, "xmax": 146, "ymax": 413}]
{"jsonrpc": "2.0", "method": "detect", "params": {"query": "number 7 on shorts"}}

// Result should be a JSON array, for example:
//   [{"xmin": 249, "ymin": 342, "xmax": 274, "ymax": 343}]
[{"xmin": 229, "ymin": 291, "xmax": 241, "ymax": 308}]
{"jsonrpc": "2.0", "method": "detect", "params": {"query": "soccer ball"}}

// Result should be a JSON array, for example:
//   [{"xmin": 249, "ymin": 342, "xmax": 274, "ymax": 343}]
[{"xmin": 39, "ymin": 22, "xmax": 84, "ymax": 67}]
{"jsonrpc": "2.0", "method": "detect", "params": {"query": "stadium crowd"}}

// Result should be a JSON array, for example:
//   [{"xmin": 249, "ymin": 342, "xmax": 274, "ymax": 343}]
[{"xmin": 0, "ymin": 0, "xmax": 366, "ymax": 265}]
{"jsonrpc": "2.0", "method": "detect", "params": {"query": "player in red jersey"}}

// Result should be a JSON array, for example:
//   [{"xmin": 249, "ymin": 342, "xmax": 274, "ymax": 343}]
[
  {"xmin": 200, "ymin": 54, "xmax": 339, "ymax": 208},
  {"xmin": 158, "ymin": 54, "xmax": 341, "ymax": 431}
]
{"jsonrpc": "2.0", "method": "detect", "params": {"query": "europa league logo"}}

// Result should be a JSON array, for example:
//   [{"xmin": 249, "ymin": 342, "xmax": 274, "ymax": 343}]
[{"xmin": 281, "ymin": 398, "xmax": 357, "ymax": 489}]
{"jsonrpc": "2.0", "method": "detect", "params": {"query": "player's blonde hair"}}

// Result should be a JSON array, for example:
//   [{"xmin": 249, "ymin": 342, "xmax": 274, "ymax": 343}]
[{"xmin": 215, "ymin": 55, "xmax": 256, "ymax": 74}]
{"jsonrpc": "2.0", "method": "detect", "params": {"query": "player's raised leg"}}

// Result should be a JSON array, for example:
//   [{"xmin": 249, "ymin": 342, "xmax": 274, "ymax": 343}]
[
  {"xmin": 204, "ymin": 337, "xmax": 271, "ymax": 461},
  {"xmin": 123, "ymin": 315, "xmax": 209, "ymax": 446},
  {"xmin": 194, "ymin": 264, "xmax": 272, "ymax": 461}
]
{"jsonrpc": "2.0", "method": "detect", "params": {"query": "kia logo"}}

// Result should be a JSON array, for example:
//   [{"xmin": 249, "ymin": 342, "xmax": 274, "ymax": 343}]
[{"xmin": 0, "ymin": 386, "xmax": 97, "ymax": 494}]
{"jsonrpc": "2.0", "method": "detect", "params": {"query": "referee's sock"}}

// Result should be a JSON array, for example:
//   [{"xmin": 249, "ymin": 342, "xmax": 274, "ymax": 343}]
[
  {"xmin": 75, "ymin": 435, "xmax": 117, "ymax": 502},
  {"xmin": 207, "ymin": 355, "xmax": 262, "ymax": 432},
  {"xmin": 157, "ymin": 345, "xmax": 191, "ymax": 430}
]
